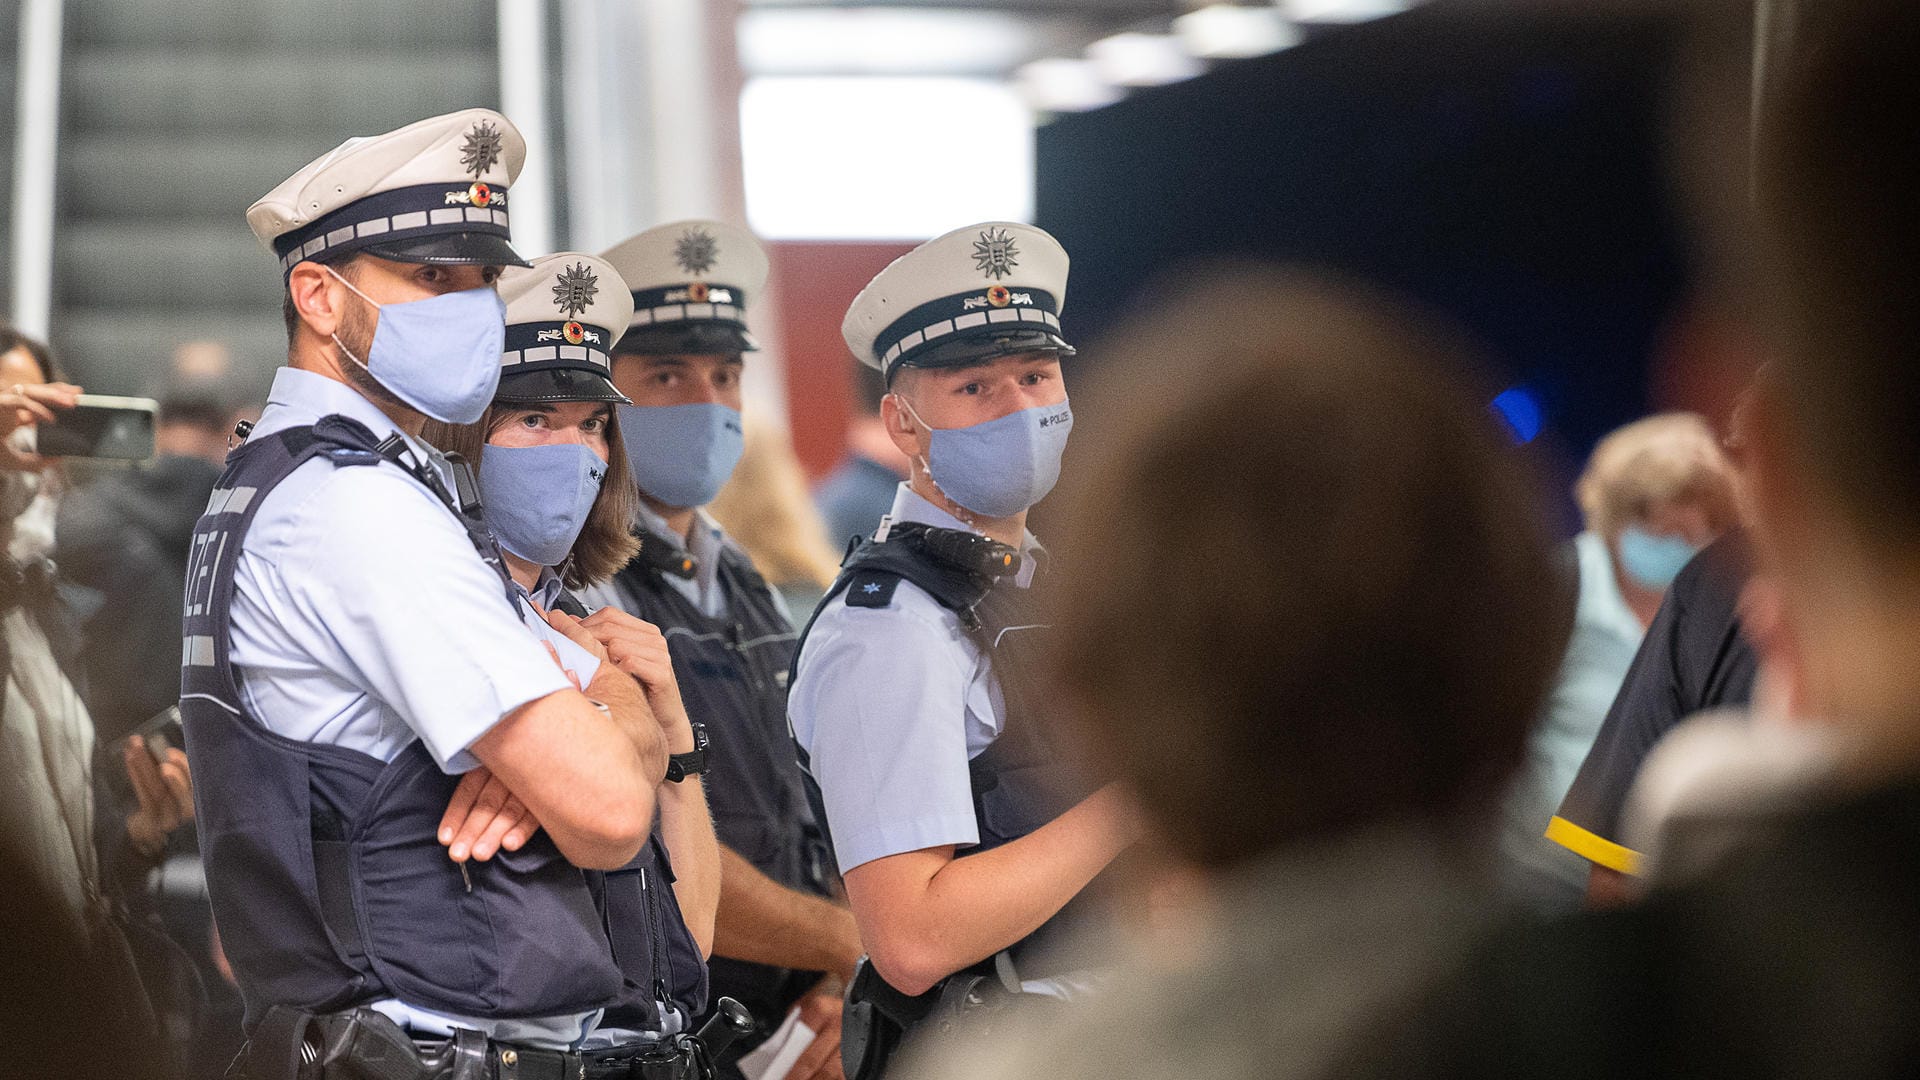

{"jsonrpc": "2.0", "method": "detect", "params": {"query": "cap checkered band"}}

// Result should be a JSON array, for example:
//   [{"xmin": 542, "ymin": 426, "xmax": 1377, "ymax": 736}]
[
  {"xmin": 873, "ymin": 287, "xmax": 1061, "ymax": 369},
  {"xmin": 272, "ymin": 181, "xmax": 511, "ymax": 277},
  {"xmin": 502, "ymin": 320, "xmax": 616, "ymax": 372},
  {"xmin": 627, "ymin": 283, "xmax": 750, "ymax": 330}
]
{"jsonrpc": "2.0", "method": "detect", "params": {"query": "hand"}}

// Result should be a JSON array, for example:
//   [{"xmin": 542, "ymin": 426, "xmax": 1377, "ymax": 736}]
[
  {"xmin": 124, "ymin": 737, "xmax": 194, "ymax": 857},
  {"xmin": 577, "ymin": 608, "xmax": 693, "ymax": 748},
  {"xmin": 0, "ymin": 382, "xmax": 81, "ymax": 471},
  {"xmin": 577, "ymin": 607, "xmax": 676, "ymax": 696},
  {"xmin": 789, "ymin": 979, "xmax": 847, "ymax": 1080},
  {"xmin": 545, "ymin": 607, "xmax": 656, "ymax": 721},
  {"xmin": 545, "ymin": 607, "xmax": 668, "ymax": 779},
  {"xmin": 438, "ymin": 766, "xmax": 541, "ymax": 863}
]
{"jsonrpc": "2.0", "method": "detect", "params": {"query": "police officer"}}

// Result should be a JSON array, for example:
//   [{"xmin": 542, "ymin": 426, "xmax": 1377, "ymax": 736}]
[
  {"xmin": 425, "ymin": 250, "xmax": 721, "ymax": 1040},
  {"xmin": 787, "ymin": 222, "xmax": 1139, "ymax": 1076},
  {"xmin": 583, "ymin": 221, "xmax": 862, "ymax": 1077},
  {"xmin": 183, "ymin": 110, "xmax": 673, "ymax": 1074}
]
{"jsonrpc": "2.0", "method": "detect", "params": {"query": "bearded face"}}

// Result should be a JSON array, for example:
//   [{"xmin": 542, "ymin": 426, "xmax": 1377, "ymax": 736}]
[{"xmin": 330, "ymin": 268, "xmax": 407, "ymax": 413}]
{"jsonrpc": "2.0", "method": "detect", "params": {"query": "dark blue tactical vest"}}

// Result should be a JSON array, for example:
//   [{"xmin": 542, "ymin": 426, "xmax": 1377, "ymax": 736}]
[
  {"xmin": 547, "ymin": 589, "xmax": 710, "ymax": 1030},
  {"xmin": 606, "ymin": 536, "xmax": 831, "ymax": 1037},
  {"xmin": 792, "ymin": 524, "xmax": 1100, "ymax": 976},
  {"xmin": 179, "ymin": 416, "xmax": 627, "ymax": 1030}
]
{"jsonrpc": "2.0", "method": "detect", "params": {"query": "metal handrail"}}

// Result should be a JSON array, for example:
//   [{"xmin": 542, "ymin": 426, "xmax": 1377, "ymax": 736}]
[
  {"xmin": 9, "ymin": 0, "xmax": 63, "ymax": 337},
  {"xmin": 498, "ymin": 0, "xmax": 555, "ymax": 256}
]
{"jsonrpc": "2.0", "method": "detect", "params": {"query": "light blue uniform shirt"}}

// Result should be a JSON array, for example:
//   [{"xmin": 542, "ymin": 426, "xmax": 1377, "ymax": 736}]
[
  {"xmin": 788, "ymin": 484, "xmax": 1039, "ymax": 874},
  {"xmin": 514, "ymin": 569, "xmax": 602, "ymax": 688},
  {"xmin": 225, "ymin": 368, "xmax": 593, "ymax": 1047},
  {"xmin": 1500, "ymin": 531, "xmax": 1646, "ymax": 908}
]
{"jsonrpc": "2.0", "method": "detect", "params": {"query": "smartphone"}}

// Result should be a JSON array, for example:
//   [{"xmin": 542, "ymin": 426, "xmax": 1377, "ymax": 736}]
[
  {"xmin": 39, "ymin": 394, "xmax": 158, "ymax": 460},
  {"xmin": 134, "ymin": 705, "xmax": 183, "ymax": 763}
]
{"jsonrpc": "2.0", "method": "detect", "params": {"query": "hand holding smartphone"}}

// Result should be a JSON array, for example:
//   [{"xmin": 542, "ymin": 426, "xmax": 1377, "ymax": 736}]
[
  {"xmin": 38, "ymin": 394, "xmax": 159, "ymax": 460},
  {"xmin": 125, "ymin": 706, "xmax": 194, "ymax": 856},
  {"xmin": 134, "ymin": 705, "xmax": 183, "ymax": 762}
]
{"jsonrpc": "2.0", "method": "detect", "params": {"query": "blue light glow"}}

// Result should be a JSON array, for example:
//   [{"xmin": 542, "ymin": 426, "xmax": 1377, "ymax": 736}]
[{"xmin": 1491, "ymin": 386, "xmax": 1543, "ymax": 445}]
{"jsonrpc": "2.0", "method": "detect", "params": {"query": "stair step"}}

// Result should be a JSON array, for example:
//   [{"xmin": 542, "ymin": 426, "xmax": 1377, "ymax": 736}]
[
  {"xmin": 38, "ymin": 0, "xmax": 499, "ymax": 398},
  {"xmin": 65, "ymin": 0, "xmax": 494, "ymax": 50},
  {"xmin": 47, "ymin": 308, "xmax": 285, "ymax": 401},
  {"xmin": 65, "ymin": 48, "xmax": 498, "ymax": 134},
  {"xmin": 60, "ymin": 135, "xmax": 347, "ymax": 222},
  {"xmin": 54, "ymin": 222, "xmax": 285, "ymax": 309}
]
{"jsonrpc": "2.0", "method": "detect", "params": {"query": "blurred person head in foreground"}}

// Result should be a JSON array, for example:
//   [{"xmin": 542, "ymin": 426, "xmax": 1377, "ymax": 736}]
[
  {"xmin": 1325, "ymin": 7, "xmax": 1920, "ymax": 1077},
  {"xmin": 1049, "ymin": 270, "xmax": 1567, "ymax": 876},
  {"xmin": 1739, "ymin": 1, "xmax": 1920, "ymax": 766},
  {"xmin": 915, "ymin": 270, "xmax": 1570, "ymax": 1080}
]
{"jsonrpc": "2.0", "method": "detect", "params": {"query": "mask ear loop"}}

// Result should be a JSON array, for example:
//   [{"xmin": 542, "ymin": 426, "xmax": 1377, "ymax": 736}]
[
  {"xmin": 318, "ymin": 264, "xmax": 380, "ymax": 375},
  {"xmin": 887, "ymin": 392, "xmax": 935, "ymax": 479},
  {"xmin": 888, "ymin": 390, "xmax": 979, "ymax": 530}
]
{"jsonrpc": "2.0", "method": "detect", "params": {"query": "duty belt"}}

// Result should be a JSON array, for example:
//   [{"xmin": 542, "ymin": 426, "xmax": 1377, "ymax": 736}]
[
  {"xmin": 840, "ymin": 955, "xmax": 1059, "ymax": 1080},
  {"xmin": 240, "ymin": 999, "xmax": 755, "ymax": 1080}
]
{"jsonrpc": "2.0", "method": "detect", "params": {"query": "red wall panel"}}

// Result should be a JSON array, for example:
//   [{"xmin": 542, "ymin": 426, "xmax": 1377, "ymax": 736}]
[{"xmin": 768, "ymin": 240, "xmax": 915, "ymax": 480}]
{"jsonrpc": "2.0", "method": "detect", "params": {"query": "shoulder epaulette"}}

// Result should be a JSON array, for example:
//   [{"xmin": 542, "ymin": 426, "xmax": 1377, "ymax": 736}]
[{"xmin": 842, "ymin": 568, "xmax": 901, "ymax": 609}]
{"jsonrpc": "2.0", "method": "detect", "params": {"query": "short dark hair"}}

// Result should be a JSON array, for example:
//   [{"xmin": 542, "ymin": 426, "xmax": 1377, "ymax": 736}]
[
  {"xmin": 1045, "ymin": 272, "xmax": 1570, "ymax": 870},
  {"xmin": 1749, "ymin": 0, "xmax": 1920, "ymax": 546},
  {"xmin": 0, "ymin": 325, "xmax": 60, "ymax": 382}
]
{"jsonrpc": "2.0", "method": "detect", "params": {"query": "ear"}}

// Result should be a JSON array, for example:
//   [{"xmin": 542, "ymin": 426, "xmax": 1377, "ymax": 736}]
[
  {"xmin": 287, "ymin": 261, "xmax": 350, "ymax": 340},
  {"xmin": 879, "ymin": 391, "xmax": 908, "ymax": 435},
  {"xmin": 878, "ymin": 388, "xmax": 924, "ymax": 461}
]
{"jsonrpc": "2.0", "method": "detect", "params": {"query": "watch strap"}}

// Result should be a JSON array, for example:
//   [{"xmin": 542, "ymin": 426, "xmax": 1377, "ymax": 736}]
[{"xmin": 665, "ymin": 747, "xmax": 708, "ymax": 783}]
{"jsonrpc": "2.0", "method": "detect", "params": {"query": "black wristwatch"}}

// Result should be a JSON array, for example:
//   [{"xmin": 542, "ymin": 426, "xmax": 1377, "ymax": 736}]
[{"xmin": 665, "ymin": 725, "xmax": 710, "ymax": 783}]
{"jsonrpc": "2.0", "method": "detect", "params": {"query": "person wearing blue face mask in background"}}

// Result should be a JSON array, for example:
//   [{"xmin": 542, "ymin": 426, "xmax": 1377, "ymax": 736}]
[
  {"xmin": 424, "ymin": 252, "xmax": 727, "ymax": 1061},
  {"xmin": 1500, "ymin": 412, "xmax": 1738, "ymax": 910},
  {"xmin": 788, "ymin": 223, "xmax": 1140, "ymax": 1080},
  {"xmin": 584, "ymin": 221, "xmax": 865, "ymax": 1080},
  {"xmin": 191, "ymin": 111, "xmax": 676, "ymax": 1075}
]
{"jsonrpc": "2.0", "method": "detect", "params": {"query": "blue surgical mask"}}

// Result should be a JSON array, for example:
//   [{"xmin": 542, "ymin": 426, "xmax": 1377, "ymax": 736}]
[
  {"xmin": 326, "ymin": 266, "xmax": 507, "ymax": 424},
  {"xmin": 896, "ymin": 395, "xmax": 1073, "ymax": 519},
  {"xmin": 1617, "ymin": 525, "xmax": 1700, "ymax": 590},
  {"xmin": 616, "ymin": 402, "xmax": 744, "ymax": 509},
  {"xmin": 480, "ymin": 442, "xmax": 606, "ymax": 568}
]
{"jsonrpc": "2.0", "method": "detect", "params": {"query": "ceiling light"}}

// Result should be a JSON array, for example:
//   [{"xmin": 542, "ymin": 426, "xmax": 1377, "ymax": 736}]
[
  {"xmin": 1278, "ymin": 0, "xmax": 1410, "ymax": 23},
  {"xmin": 1015, "ymin": 57, "xmax": 1124, "ymax": 113},
  {"xmin": 1086, "ymin": 32, "xmax": 1205, "ymax": 88},
  {"xmin": 738, "ymin": 9, "xmax": 1029, "ymax": 76},
  {"xmin": 1174, "ymin": 5, "xmax": 1300, "ymax": 59}
]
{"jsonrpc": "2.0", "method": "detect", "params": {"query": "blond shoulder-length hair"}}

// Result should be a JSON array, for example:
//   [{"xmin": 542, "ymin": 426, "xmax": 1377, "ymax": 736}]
[
  {"xmin": 1574, "ymin": 412, "xmax": 1738, "ymax": 538},
  {"xmin": 707, "ymin": 419, "xmax": 843, "ymax": 589},
  {"xmin": 422, "ymin": 406, "xmax": 641, "ymax": 589}
]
